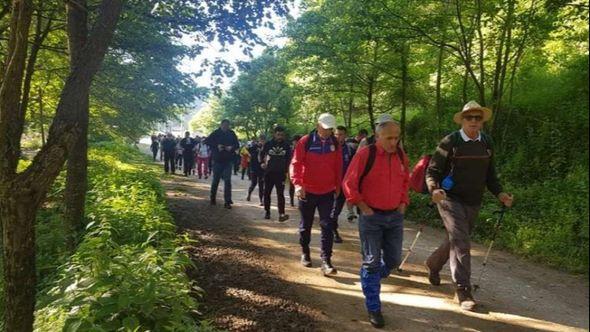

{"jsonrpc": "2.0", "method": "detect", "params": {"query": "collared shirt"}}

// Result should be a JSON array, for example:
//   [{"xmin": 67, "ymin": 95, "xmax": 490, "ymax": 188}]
[
  {"xmin": 343, "ymin": 143, "xmax": 410, "ymax": 210},
  {"xmin": 460, "ymin": 129, "xmax": 481, "ymax": 142}
]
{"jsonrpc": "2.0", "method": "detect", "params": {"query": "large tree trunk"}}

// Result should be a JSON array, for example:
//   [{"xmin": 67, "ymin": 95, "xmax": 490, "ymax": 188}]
[
  {"xmin": 400, "ymin": 43, "xmax": 409, "ymax": 140},
  {"xmin": 63, "ymin": 0, "xmax": 89, "ymax": 251},
  {"xmin": 0, "ymin": 1, "xmax": 122, "ymax": 330},
  {"xmin": 367, "ymin": 76, "xmax": 375, "ymax": 132}
]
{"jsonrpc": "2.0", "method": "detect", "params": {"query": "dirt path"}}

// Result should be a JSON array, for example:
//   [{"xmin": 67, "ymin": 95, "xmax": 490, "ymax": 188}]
[{"xmin": 161, "ymin": 169, "xmax": 589, "ymax": 332}]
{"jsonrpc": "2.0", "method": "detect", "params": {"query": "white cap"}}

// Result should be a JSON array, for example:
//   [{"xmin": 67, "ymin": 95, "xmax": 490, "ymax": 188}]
[
  {"xmin": 375, "ymin": 114, "xmax": 395, "ymax": 125},
  {"xmin": 318, "ymin": 113, "xmax": 337, "ymax": 129}
]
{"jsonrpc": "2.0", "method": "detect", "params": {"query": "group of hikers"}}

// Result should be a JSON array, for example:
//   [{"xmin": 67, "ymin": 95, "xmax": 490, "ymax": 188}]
[
  {"xmin": 151, "ymin": 101, "xmax": 514, "ymax": 329},
  {"xmin": 150, "ymin": 132, "xmax": 213, "ymax": 178}
]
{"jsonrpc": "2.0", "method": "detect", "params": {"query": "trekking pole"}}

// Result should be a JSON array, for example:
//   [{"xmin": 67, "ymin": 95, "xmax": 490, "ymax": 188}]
[
  {"xmin": 473, "ymin": 206, "xmax": 507, "ymax": 292},
  {"xmin": 397, "ymin": 225, "xmax": 423, "ymax": 272}
]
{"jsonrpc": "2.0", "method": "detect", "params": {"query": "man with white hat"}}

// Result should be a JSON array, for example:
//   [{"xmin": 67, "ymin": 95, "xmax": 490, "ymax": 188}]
[
  {"xmin": 425, "ymin": 101, "xmax": 513, "ymax": 311},
  {"xmin": 290, "ymin": 113, "xmax": 343, "ymax": 276}
]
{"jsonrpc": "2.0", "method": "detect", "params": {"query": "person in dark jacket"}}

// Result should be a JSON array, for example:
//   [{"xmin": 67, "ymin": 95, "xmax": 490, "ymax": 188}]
[
  {"xmin": 161, "ymin": 133, "xmax": 177, "ymax": 174},
  {"xmin": 425, "ymin": 101, "xmax": 513, "ymax": 312},
  {"xmin": 260, "ymin": 126, "xmax": 292, "ymax": 222},
  {"xmin": 331, "ymin": 126, "xmax": 354, "ymax": 243},
  {"xmin": 205, "ymin": 119, "xmax": 240, "ymax": 209},
  {"xmin": 180, "ymin": 131, "xmax": 197, "ymax": 176},
  {"xmin": 150, "ymin": 135, "xmax": 159, "ymax": 161},
  {"xmin": 247, "ymin": 135, "xmax": 266, "ymax": 205},
  {"xmin": 288, "ymin": 135, "xmax": 302, "ymax": 207}
]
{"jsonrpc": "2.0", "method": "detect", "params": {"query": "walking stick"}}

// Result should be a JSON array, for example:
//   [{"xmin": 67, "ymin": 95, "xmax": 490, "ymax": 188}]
[
  {"xmin": 473, "ymin": 206, "xmax": 507, "ymax": 292},
  {"xmin": 397, "ymin": 225, "xmax": 424, "ymax": 272}
]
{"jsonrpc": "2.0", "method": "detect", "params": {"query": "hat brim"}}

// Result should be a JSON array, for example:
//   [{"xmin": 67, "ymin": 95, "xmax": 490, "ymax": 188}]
[
  {"xmin": 453, "ymin": 107, "xmax": 492, "ymax": 124},
  {"xmin": 319, "ymin": 122, "xmax": 335, "ymax": 130}
]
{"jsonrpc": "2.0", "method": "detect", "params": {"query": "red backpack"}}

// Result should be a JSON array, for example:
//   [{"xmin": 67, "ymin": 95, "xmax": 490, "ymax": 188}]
[{"xmin": 410, "ymin": 154, "xmax": 431, "ymax": 194}]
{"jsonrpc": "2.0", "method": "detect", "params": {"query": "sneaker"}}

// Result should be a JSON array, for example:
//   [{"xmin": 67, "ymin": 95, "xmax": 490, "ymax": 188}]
[
  {"xmin": 425, "ymin": 262, "xmax": 441, "ymax": 286},
  {"xmin": 224, "ymin": 203, "xmax": 232, "ymax": 209},
  {"xmin": 264, "ymin": 211, "xmax": 271, "ymax": 220},
  {"xmin": 456, "ymin": 286, "xmax": 477, "ymax": 311},
  {"xmin": 368, "ymin": 311, "xmax": 385, "ymax": 328},
  {"xmin": 334, "ymin": 230, "xmax": 343, "ymax": 243},
  {"xmin": 301, "ymin": 254, "xmax": 312, "ymax": 267},
  {"xmin": 246, "ymin": 193, "xmax": 252, "ymax": 201},
  {"xmin": 278, "ymin": 214, "xmax": 289, "ymax": 222},
  {"xmin": 321, "ymin": 259, "xmax": 337, "ymax": 276}
]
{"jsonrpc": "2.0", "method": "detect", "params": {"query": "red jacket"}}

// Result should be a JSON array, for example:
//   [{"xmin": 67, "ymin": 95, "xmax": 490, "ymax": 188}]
[
  {"xmin": 289, "ymin": 133, "xmax": 342, "ymax": 195},
  {"xmin": 343, "ymin": 143, "xmax": 410, "ymax": 210}
]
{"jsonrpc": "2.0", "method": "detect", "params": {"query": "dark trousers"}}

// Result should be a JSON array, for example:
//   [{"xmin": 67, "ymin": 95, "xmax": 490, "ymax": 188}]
[
  {"xmin": 151, "ymin": 148, "xmax": 158, "ymax": 161},
  {"xmin": 163, "ymin": 151, "xmax": 175, "ymax": 173},
  {"xmin": 289, "ymin": 179, "xmax": 295, "ymax": 206},
  {"xmin": 298, "ymin": 191, "xmax": 335, "ymax": 260},
  {"xmin": 426, "ymin": 199, "xmax": 480, "ymax": 288},
  {"xmin": 176, "ymin": 152, "xmax": 183, "ymax": 167},
  {"xmin": 331, "ymin": 192, "xmax": 346, "ymax": 231},
  {"xmin": 211, "ymin": 161, "xmax": 233, "ymax": 203},
  {"xmin": 264, "ymin": 172, "xmax": 286, "ymax": 214},
  {"xmin": 359, "ymin": 211, "xmax": 404, "ymax": 312},
  {"xmin": 248, "ymin": 173, "xmax": 265, "ymax": 203},
  {"xmin": 183, "ymin": 152, "xmax": 195, "ymax": 175}
]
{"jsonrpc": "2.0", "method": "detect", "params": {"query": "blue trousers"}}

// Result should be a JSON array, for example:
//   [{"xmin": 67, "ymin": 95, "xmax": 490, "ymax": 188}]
[
  {"xmin": 298, "ymin": 192, "xmax": 335, "ymax": 260},
  {"xmin": 211, "ymin": 161, "xmax": 233, "ymax": 203},
  {"xmin": 359, "ymin": 211, "xmax": 404, "ymax": 312}
]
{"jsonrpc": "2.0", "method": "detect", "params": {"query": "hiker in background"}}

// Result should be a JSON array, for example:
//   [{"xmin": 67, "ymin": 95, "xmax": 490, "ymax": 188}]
[
  {"xmin": 355, "ymin": 129, "xmax": 368, "ymax": 148},
  {"xmin": 240, "ymin": 143, "xmax": 251, "ymax": 180},
  {"xmin": 150, "ymin": 135, "xmax": 159, "ymax": 161},
  {"xmin": 330, "ymin": 126, "xmax": 354, "ymax": 243},
  {"xmin": 345, "ymin": 137, "xmax": 359, "ymax": 221},
  {"xmin": 288, "ymin": 135, "xmax": 302, "ymax": 207},
  {"xmin": 260, "ymin": 126, "xmax": 291, "ymax": 222},
  {"xmin": 205, "ymin": 119, "xmax": 240, "ymax": 209},
  {"xmin": 158, "ymin": 133, "xmax": 164, "ymax": 161},
  {"xmin": 180, "ymin": 131, "xmax": 197, "ymax": 176},
  {"xmin": 195, "ymin": 136, "xmax": 211, "ymax": 179},
  {"xmin": 161, "ymin": 133, "xmax": 177, "ymax": 174},
  {"xmin": 247, "ymin": 135, "xmax": 266, "ymax": 206},
  {"xmin": 175, "ymin": 136, "xmax": 183, "ymax": 169},
  {"xmin": 290, "ymin": 113, "xmax": 342, "ymax": 276},
  {"xmin": 233, "ymin": 146, "xmax": 241, "ymax": 176},
  {"xmin": 343, "ymin": 118, "xmax": 410, "ymax": 328},
  {"xmin": 425, "ymin": 101, "xmax": 514, "ymax": 312}
]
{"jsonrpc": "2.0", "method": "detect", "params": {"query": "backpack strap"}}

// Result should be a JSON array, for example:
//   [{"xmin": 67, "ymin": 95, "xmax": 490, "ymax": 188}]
[{"xmin": 359, "ymin": 144, "xmax": 377, "ymax": 192}]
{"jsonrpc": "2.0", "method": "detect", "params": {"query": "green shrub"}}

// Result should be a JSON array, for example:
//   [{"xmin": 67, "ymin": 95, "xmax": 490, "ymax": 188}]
[{"xmin": 33, "ymin": 142, "xmax": 210, "ymax": 331}]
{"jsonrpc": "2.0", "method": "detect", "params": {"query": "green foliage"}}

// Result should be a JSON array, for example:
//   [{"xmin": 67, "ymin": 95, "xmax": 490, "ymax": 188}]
[{"xmin": 33, "ymin": 143, "xmax": 210, "ymax": 331}]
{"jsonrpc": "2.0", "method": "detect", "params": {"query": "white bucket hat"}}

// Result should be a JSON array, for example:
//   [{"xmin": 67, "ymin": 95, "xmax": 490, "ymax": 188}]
[
  {"xmin": 454, "ymin": 101, "xmax": 492, "ymax": 124},
  {"xmin": 318, "ymin": 113, "xmax": 337, "ymax": 129}
]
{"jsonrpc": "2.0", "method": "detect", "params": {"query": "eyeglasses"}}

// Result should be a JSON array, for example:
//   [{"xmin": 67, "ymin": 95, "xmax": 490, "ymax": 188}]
[{"xmin": 463, "ymin": 115, "xmax": 483, "ymax": 122}]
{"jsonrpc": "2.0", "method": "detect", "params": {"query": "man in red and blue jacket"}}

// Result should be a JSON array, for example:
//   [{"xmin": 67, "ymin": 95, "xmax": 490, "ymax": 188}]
[
  {"xmin": 290, "ymin": 113, "xmax": 343, "ymax": 276},
  {"xmin": 343, "ymin": 119, "xmax": 410, "ymax": 328}
]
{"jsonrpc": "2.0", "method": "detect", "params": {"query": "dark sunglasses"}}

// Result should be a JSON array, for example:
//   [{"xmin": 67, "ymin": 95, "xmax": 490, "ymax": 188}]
[{"xmin": 463, "ymin": 115, "xmax": 483, "ymax": 122}]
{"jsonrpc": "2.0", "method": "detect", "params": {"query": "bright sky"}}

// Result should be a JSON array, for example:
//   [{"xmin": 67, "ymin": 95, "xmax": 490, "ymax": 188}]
[{"xmin": 179, "ymin": 2, "xmax": 302, "ymax": 91}]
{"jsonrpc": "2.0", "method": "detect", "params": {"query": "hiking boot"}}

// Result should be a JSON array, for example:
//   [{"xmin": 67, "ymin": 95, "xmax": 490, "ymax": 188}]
[
  {"xmin": 334, "ymin": 230, "xmax": 343, "ymax": 243},
  {"xmin": 278, "ymin": 214, "xmax": 289, "ymax": 222},
  {"xmin": 246, "ymin": 192, "xmax": 252, "ymax": 201},
  {"xmin": 290, "ymin": 199, "xmax": 295, "ymax": 207},
  {"xmin": 301, "ymin": 254, "xmax": 312, "ymax": 267},
  {"xmin": 455, "ymin": 286, "xmax": 477, "ymax": 311},
  {"xmin": 224, "ymin": 202, "xmax": 232, "ymax": 209},
  {"xmin": 264, "ymin": 211, "xmax": 271, "ymax": 220},
  {"xmin": 210, "ymin": 198, "xmax": 216, "ymax": 206},
  {"xmin": 321, "ymin": 259, "xmax": 337, "ymax": 276},
  {"xmin": 368, "ymin": 311, "xmax": 385, "ymax": 328},
  {"xmin": 425, "ymin": 262, "xmax": 441, "ymax": 286}
]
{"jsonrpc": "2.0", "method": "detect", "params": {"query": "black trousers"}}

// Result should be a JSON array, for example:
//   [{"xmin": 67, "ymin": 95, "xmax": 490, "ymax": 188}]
[
  {"xmin": 248, "ymin": 172, "xmax": 265, "ymax": 203},
  {"xmin": 183, "ymin": 152, "xmax": 195, "ymax": 175},
  {"xmin": 164, "ymin": 151, "xmax": 175, "ymax": 173},
  {"xmin": 264, "ymin": 172, "xmax": 286, "ymax": 215}
]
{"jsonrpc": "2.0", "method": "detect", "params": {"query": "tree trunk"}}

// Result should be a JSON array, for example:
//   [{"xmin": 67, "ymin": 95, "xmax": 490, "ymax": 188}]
[
  {"xmin": 63, "ymin": 0, "xmax": 89, "ymax": 251},
  {"xmin": 400, "ymin": 43, "xmax": 409, "ymax": 139},
  {"xmin": 0, "ymin": 1, "xmax": 122, "ymax": 330},
  {"xmin": 435, "ymin": 42, "xmax": 444, "ymax": 137},
  {"xmin": 367, "ymin": 76, "xmax": 375, "ymax": 132},
  {"xmin": 38, "ymin": 86, "xmax": 45, "ymax": 145}
]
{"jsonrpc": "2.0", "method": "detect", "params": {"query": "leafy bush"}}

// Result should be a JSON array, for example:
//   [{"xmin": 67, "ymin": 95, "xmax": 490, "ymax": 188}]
[{"xmin": 33, "ymin": 142, "xmax": 211, "ymax": 331}]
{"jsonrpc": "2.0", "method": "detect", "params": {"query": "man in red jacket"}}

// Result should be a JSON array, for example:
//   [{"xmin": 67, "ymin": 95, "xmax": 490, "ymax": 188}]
[
  {"xmin": 343, "ymin": 118, "xmax": 410, "ymax": 328},
  {"xmin": 290, "ymin": 113, "xmax": 343, "ymax": 276}
]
